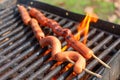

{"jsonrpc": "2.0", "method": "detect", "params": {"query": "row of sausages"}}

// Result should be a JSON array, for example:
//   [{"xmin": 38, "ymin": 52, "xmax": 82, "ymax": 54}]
[
  {"xmin": 17, "ymin": 5, "xmax": 106, "ymax": 78},
  {"xmin": 17, "ymin": 5, "xmax": 86, "ymax": 74}
]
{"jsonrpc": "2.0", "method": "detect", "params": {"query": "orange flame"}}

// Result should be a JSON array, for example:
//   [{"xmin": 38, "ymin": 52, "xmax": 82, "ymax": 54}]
[{"xmin": 78, "ymin": 13, "xmax": 98, "ymax": 44}]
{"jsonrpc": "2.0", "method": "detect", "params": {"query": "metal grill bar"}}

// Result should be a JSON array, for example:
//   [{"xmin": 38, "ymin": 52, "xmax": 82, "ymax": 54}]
[
  {"xmin": 42, "ymin": 62, "xmax": 69, "ymax": 80},
  {"xmin": 27, "ymin": 60, "xmax": 57, "ymax": 80},
  {"xmin": 87, "ymin": 32, "xmax": 104, "ymax": 47},
  {"xmin": 0, "ymin": 25, "xmax": 31, "ymax": 49},
  {"xmin": 57, "ymin": 67, "xmax": 73, "ymax": 80},
  {"xmin": 0, "ymin": 10, "xmax": 18, "ymax": 24},
  {"xmin": 54, "ymin": 16, "xmax": 61, "ymax": 21},
  {"xmin": 0, "ymin": 37, "xmax": 36, "ymax": 73},
  {"xmin": 92, "ymin": 35, "xmax": 113, "ymax": 53},
  {"xmin": 0, "ymin": 5, "xmax": 16, "ymax": 16},
  {"xmin": 0, "ymin": 13, "xmax": 20, "ymax": 30},
  {"xmin": 0, "ymin": 20, "xmax": 22, "ymax": 36}
]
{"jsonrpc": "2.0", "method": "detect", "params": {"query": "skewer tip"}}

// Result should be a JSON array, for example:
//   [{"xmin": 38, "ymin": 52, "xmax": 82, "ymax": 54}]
[
  {"xmin": 17, "ymin": 4, "xmax": 20, "ymax": 7},
  {"xmin": 28, "ymin": 6, "xmax": 31, "ymax": 10},
  {"xmin": 92, "ymin": 54, "xmax": 111, "ymax": 69},
  {"xmin": 84, "ymin": 69, "xmax": 102, "ymax": 78}
]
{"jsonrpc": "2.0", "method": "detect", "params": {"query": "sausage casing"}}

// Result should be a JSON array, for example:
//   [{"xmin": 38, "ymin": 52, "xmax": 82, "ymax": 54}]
[{"xmin": 17, "ymin": 5, "xmax": 31, "ymax": 25}]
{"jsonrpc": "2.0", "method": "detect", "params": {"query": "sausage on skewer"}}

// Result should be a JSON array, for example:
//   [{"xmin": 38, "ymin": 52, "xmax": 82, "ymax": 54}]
[
  {"xmin": 55, "ymin": 51, "xmax": 102, "ymax": 78},
  {"xmin": 55, "ymin": 51, "xmax": 86, "ymax": 74},
  {"xmin": 29, "ymin": 7, "xmax": 110, "ymax": 69}
]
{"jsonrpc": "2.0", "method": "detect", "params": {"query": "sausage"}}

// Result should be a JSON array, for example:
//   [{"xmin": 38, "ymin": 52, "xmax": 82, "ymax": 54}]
[
  {"xmin": 40, "ymin": 36, "xmax": 61, "ymax": 58},
  {"xmin": 17, "ymin": 5, "xmax": 31, "ymax": 25},
  {"xmin": 65, "ymin": 35, "xmax": 93, "ymax": 59},
  {"xmin": 29, "ymin": 18, "xmax": 62, "ymax": 58},
  {"xmin": 29, "ymin": 8, "xmax": 48, "ymax": 26},
  {"xmin": 29, "ymin": 18, "xmax": 45, "ymax": 40},
  {"xmin": 29, "ymin": 7, "xmax": 93, "ymax": 59},
  {"xmin": 54, "ymin": 51, "xmax": 86, "ymax": 74}
]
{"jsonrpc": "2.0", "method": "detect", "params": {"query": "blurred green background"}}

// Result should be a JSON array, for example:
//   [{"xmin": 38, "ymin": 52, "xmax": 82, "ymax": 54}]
[{"xmin": 40, "ymin": 0, "xmax": 120, "ymax": 24}]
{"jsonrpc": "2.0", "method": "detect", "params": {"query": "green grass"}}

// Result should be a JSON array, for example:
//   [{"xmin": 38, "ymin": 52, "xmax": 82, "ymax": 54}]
[{"xmin": 40, "ymin": 0, "xmax": 120, "ymax": 24}]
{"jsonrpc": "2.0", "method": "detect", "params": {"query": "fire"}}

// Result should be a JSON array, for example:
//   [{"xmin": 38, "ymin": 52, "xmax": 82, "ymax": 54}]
[
  {"xmin": 76, "ymin": 13, "xmax": 98, "ymax": 44},
  {"xmin": 43, "ymin": 49, "xmax": 51, "ymax": 56}
]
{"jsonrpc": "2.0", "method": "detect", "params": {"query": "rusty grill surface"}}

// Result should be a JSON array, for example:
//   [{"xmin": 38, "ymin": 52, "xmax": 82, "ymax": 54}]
[{"xmin": 0, "ymin": 0, "xmax": 120, "ymax": 80}]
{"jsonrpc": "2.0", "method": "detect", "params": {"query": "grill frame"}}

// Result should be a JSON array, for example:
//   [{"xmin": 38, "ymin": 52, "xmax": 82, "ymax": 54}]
[
  {"xmin": 18, "ymin": 0, "xmax": 120, "ymax": 36},
  {"xmin": 0, "ymin": 0, "xmax": 120, "ymax": 80}
]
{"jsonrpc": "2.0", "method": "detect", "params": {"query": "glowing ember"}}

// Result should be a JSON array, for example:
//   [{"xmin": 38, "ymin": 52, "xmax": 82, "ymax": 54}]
[
  {"xmin": 61, "ymin": 45, "xmax": 68, "ymax": 52},
  {"xmin": 43, "ymin": 49, "xmax": 51, "ymax": 56}
]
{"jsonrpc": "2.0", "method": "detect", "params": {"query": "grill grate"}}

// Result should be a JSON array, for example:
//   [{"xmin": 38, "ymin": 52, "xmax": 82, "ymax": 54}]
[{"xmin": 0, "ymin": 0, "xmax": 120, "ymax": 80}]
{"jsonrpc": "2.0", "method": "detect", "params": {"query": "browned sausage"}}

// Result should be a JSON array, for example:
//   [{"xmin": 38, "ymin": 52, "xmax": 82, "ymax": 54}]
[
  {"xmin": 40, "ymin": 36, "xmax": 61, "ymax": 58},
  {"xmin": 17, "ymin": 5, "xmax": 31, "ymax": 25},
  {"xmin": 29, "ymin": 8, "xmax": 48, "ymax": 26},
  {"xmin": 29, "ymin": 18, "xmax": 45, "ymax": 40},
  {"xmin": 55, "ymin": 51, "xmax": 86, "ymax": 74},
  {"xmin": 65, "ymin": 35, "xmax": 93, "ymax": 59}
]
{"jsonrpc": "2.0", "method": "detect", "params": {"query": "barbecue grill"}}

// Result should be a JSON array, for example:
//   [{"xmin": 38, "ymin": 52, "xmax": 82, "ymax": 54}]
[{"xmin": 0, "ymin": 0, "xmax": 120, "ymax": 80}]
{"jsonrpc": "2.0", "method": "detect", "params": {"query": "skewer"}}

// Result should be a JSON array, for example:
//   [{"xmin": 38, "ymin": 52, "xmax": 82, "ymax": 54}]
[
  {"xmin": 17, "ymin": 4, "xmax": 20, "ymax": 7},
  {"xmin": 62, "ymin": 44, "xmax": 110, "ymax": 69},
  {"xmin": 92, "ymin": 54, "xmax": 111, "ymax": 69},
  {"xmin": 66, "ymin": 57, "xmax": 102, "ymax": 78}
]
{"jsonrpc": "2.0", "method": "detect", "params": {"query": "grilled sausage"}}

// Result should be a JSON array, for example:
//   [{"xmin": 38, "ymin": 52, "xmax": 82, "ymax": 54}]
[
  {"xmin": 17, "ymin": 5, "xmax": 31, "ymax": 25},
  {"xmin": 29, "ymin": 18, "xmax": 45, "ymax": 39},
  {"xmin": 29, "ymin": 18, "xmax": 61, "ymax": 58},
  {"xmin": 65, "ymin": 35, "xmax": 93, "ymax": 59},
  {"xmin": 40, "ymin": 36, "xmax": 61, "ymax": 58},
  {"xmin": 29, "ymin": 8, "xmax": 48, "ymax": 26},
  {"xmin": 29, "ymin": 7, "xmax": 93, "ymax": 59},
  {"xmin": 55, "ymin": 51, "xmax": 86, "ymax": 74}
]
